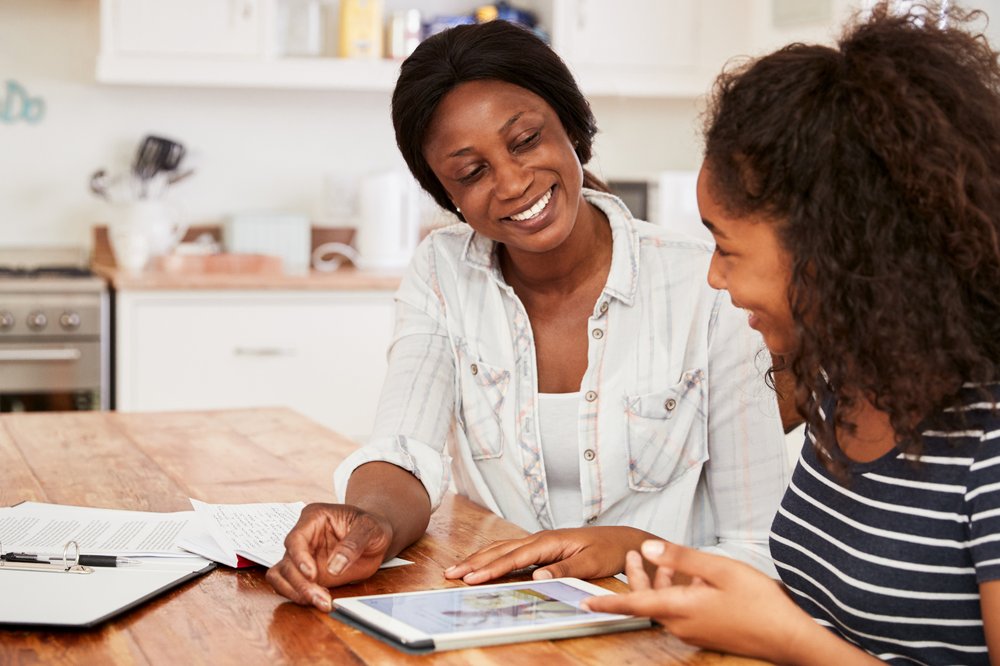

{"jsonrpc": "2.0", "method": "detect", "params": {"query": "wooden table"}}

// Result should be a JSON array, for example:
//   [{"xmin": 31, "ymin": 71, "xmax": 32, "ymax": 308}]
[{"xmin": 0, "ymin": 408, "xmax": 768, "ymax": 665}]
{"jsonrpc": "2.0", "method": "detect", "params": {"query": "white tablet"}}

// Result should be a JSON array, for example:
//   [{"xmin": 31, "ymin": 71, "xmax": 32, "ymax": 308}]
[{"xmin": 331, "ymin": 577, "xmax": 651, "ymax": 652}]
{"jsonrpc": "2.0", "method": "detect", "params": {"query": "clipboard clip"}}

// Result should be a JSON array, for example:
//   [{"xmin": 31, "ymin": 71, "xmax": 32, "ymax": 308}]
[{"xmin": 0, "ymin": 540, "xmax": 93, "ymax": 575}]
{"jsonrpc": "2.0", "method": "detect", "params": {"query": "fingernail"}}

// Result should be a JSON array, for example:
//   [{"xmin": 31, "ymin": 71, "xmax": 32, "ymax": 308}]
[
  {"xmin": 328, "ymin": 554, "xmax": 349, "ymax": 576},
  {"xmin": 299, "ymin": 561, "xmax": 313, "ymax": 577},
  {"xmin": 533, "ymin": 569, "xmax": 553, "ymax": 580},
  {"xmin": 444, "ymin": 565, "xmax": 457, "ymax": 575},
  {"xmin": 463, "ymin": 571, "xmax": 484, "ymax": 584},
  {"xmin": 312, "ymin": 593, "xmax": 331, "ymax": 612},
  {"xmin": 642, "ymin": 540, "xmax": 665, "ymax": 557}
]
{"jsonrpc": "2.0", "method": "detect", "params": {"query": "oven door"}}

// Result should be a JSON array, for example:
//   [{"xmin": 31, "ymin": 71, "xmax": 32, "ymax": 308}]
[{"xmin": 0, "ymin": 340, "xmax": 103, "ymax": 411}]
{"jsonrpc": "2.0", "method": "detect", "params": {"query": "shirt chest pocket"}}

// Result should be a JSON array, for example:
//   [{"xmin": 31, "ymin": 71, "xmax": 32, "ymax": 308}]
[
  {"xmin": 624, "ymin": 369, "xmax": 708, "ymax": 492},
  {"xmin": 456, "ymin": 350, "xmax": 511, "ymax": 461}
]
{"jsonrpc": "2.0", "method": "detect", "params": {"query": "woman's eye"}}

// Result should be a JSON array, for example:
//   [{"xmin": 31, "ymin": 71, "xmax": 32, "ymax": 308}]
[
  {"xmin": 514, "ymin": 131, "xmax": 540, "ymax": 151},
  {"xmin": 714, "ymin": 245, "xmax": 732, "ymax": 258},
  {"xmin": 458, "ymin": 165, "xmax": 485, "ymax": 185}
]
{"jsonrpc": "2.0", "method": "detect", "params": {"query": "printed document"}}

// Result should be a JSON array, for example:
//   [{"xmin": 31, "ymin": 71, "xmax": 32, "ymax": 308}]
[{"xmin": 0, "ymin": 501, "xmax": 198, "ymax": 557}]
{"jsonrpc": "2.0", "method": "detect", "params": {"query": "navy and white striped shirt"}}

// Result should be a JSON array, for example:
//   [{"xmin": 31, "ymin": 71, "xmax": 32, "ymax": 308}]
[{"xmin": 770, "ymin": 384, "xmax": 1000, "ymax": 665}]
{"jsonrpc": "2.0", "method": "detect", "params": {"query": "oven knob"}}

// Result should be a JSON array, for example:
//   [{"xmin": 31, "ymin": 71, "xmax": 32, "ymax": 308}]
[
  {"xmin": 0, "ymin": 311, "xmax": 13, "ymax": 331},
  {"xmin": 26, "ymin": 311, "xmax": 47, "ymax": 331},
  {"xmin": 59, "ymin": 312, "xmax": 81, "ymax": 331}
]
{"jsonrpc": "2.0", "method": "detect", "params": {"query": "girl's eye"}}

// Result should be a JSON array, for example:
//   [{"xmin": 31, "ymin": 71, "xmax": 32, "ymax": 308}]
[{"xmin": 714, "ymin": 245, "xmax": 732, "ymax": 258}]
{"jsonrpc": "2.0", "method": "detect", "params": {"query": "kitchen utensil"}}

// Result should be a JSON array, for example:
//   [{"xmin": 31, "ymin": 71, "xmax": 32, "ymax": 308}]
[
  {"xmin": 132, "ymin": 135, "xmax": 186, "ymax": 197},
  {"xmin": 89, "ymin": 169, "xmax": 110, "ymax": 200}
]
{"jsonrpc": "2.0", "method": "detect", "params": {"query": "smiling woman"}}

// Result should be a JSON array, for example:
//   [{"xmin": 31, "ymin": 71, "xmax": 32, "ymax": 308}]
[{"xmin": 265, "ymin": 20, "xmax": 788, "ymax": 613}]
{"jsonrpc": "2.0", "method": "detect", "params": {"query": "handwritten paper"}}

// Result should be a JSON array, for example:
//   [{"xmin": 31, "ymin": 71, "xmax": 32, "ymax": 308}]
[{"xmin": 177, "ymin": 499, "xmax": 412, "ymax": 570}]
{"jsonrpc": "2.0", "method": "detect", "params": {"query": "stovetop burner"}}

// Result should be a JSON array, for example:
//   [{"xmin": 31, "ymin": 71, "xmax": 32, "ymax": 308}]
[{"xmin": 0, "ymin": 266, "xmax": 94, "ymax": 278}]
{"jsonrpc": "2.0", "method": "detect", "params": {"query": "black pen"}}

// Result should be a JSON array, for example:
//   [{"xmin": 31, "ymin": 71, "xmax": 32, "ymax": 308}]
[
  {"xmin": 1, "ymin": 552, "xmax": 141, "ymax": 567},
  {"xmin": 56, "ymin": 554, "xmax": 142, "ymax": 568}
]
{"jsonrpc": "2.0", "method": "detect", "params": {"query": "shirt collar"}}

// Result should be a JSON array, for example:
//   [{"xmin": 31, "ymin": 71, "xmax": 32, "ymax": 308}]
[{"xmin": 460, "ymin": 188, "xmax": 641, "ymax": 306}]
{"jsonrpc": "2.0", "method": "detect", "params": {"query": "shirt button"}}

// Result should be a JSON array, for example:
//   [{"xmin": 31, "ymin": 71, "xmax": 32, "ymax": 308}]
[
  {"xmin": 591, "ymin": 328, "xmax": 604, "ymax": 340},
  {"xmin": 599, "ymin": 301, "xmax": 609, "ymax": 314},
  {"xmin": 585, "ymin": 390, "xmax": 598, "ymax": 402},
  {"xmin": 583, "ymin": 449, "xmax": 596, "ymax": 462},
  {"xmin": 665, "ymin": 398, "xmax": 677, "ymax": 411},
  {"xmin": 470, "ymin": 363, "xmax": 478, "ymax": 376}
]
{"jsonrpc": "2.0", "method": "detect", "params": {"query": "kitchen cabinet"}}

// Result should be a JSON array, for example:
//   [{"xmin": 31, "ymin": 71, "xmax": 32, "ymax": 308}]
[
  {"xmin": 95, "ymin": 0, "xmax": 753, "ymax": 98},
  {"xmin": 115, "ymin": 289, "xmax": 394, "ymax": 440},
  {"xmin": 551, "ymin": 0, "xmax": 752, "ymax": 97},
  {"xmin": 102, "ymin": 0, "xmax": 267, "ymax": 58}
]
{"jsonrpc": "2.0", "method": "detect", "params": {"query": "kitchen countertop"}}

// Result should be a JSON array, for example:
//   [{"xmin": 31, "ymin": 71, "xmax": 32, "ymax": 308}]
[
  {"xmin": 90, "ymin": 224, "xmax": 404, "ymax": 291},
  {"xmin": 92, "ymin": 261, "xmax": 404, "ymax": 291}
]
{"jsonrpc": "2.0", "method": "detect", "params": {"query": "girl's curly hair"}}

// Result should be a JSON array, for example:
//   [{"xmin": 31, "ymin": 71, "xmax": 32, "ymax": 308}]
[{"xmin": 703, "ymin": 2, "xmax": 1000, "ymax": 468}]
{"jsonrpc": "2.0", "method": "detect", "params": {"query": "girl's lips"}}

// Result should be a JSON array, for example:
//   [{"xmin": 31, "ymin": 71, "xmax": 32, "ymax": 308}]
[{"xmin": 747, "ymin": 311, "xmax": 761, "ymax": 330}]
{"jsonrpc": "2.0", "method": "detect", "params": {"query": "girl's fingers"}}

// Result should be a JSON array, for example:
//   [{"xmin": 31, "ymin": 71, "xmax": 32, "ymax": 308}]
[{"xmin": 624, "ymin": 550, "xmax": 651, "ymax": 591}]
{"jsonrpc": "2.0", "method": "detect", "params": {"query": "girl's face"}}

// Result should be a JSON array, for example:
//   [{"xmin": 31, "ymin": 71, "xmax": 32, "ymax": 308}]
[
  {"xmin": 697, "ymin": 163, "xmax": 798, "ymax": 355},
  {"xmin": 421, "ymin": 79, "xmax": 584, "ymax": 255}
]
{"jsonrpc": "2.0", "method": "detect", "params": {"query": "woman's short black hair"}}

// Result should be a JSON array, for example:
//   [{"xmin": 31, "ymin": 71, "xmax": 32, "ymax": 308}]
[{"xmin": 391, "ymin": 20, "xmax": 603, "ymax": 217}]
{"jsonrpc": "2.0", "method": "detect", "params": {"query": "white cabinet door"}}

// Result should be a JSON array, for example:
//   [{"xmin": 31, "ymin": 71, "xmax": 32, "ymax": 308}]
[
  {"xmin": 108, "ymin": 0, "xmax": 265, "ymax": 57},
  {"xmin": 549, "ymin": 0, "xmax": 752, "ymax": 97},
  {"xmin": 116, "ymin": 290, "xmax": 394, "ymax": 440}
]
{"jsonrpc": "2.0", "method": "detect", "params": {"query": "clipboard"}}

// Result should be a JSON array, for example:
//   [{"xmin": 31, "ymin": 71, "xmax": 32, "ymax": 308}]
[{"xmin": 0, "ymin": 540, "xmax": 215, "ymax": 628}]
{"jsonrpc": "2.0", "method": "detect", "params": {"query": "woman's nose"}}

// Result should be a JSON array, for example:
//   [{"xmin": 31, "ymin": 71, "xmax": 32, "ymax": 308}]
[{"xmin": 493, "ymin": 157, "xmax": 531, "ymax": 200}]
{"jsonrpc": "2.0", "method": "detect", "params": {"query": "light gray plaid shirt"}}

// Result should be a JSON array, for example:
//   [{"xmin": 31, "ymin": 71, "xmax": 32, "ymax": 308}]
[{"xmin": 335, "ymin": 190, "xmax": 789, "ymax": 574}]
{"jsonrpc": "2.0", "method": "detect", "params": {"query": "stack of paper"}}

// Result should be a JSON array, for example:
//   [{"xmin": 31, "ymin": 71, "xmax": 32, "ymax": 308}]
[
  {"xmin": 177, "ymin": 500, "xmax": 412, "ymax": 570},
  {"xmin": 0, "ymin": 501, "xmax": 201, "ymax": 559}
]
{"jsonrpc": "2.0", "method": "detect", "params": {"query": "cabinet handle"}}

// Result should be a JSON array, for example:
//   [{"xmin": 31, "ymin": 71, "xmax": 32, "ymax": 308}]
[
  {"xmin": 233, "ymin": 346, "xmax": 296, "ymax": 357},
  {"xmin": 0, "ymin": 349, "xmax": 82, "ymax": 362}
]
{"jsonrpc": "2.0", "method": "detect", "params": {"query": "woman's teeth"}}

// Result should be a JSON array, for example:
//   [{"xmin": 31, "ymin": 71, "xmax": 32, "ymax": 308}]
[{"xmin": 509, "ymin": 188, "xmax": 552, "ymax": 222}]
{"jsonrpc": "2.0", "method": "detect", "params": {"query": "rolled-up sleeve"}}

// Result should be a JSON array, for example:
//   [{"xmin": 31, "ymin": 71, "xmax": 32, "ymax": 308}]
[
  {"xmin": 333, "ymin": 242, "xmax": 457, "ymax": 510},
  {"xmin": 700, "ymin": 290, "xmax": 789, "ymax": 576}
]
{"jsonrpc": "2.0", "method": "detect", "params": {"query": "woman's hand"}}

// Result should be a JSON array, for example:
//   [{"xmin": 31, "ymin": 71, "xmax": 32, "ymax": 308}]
[
  {"xmin": 266, "ymin": 503, "xmax": 394, "ymax": 612},
  {"xmin": 582, "ymin": 541, "xmax": 869, "ymax": 665},
  {"xmin": 444, "ymin": 527, "xmax": 650, "ymax": 584}
]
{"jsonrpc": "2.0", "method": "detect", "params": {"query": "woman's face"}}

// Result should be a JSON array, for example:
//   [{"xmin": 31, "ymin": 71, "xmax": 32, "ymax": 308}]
[
  {"xmin": 422, "ymin": 79, "xmax": 584, "ymax": 254},
  {"xmin": 697, "ymin": 163, "xmax": 798, "ymax": 355}
]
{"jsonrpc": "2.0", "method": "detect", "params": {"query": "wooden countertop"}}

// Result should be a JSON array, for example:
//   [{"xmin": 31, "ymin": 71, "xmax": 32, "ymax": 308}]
[
  {"xmin": 93, "ymin": 261, "xmax": 404, "ymax": 291},
  {"xmin": 0, "ymin": 408, "xmax": 769, "ymax": 665},
  {"xmin": 90, "ymin": 226, "xmax": 403, "ymax": 291}
]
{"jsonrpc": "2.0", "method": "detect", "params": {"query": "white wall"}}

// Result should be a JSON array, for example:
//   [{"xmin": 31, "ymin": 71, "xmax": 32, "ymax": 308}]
[
  {"xmin": 5, "ymin": 0, "xmax": 1000, "ymax": 251},
  {"xmin": 0, "ymin": 0, "xmax": 712, "ymax": 250}
]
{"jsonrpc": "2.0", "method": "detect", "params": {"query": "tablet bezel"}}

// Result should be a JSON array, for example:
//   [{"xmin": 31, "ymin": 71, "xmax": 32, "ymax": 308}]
[{"xmin": 331, "ymin": 577, "xmax": 634, "ymax": 649}]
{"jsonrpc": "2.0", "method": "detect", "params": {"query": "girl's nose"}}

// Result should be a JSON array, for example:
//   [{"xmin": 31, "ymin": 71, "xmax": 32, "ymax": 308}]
[{"xmin": 707, "ymin": 251, "xmax": 726, "ymax": 290}]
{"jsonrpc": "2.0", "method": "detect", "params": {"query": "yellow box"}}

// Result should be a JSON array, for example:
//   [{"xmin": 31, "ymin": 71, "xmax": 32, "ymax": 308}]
[{"xmin": 338, "ymin": 0, "xmax": 384, "ymax": 59}]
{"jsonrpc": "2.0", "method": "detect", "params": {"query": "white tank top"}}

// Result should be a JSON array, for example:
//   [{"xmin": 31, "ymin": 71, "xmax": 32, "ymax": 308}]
[{"xmin": 538, "ymin": 392, "xmax": 583, "ymax": 528}]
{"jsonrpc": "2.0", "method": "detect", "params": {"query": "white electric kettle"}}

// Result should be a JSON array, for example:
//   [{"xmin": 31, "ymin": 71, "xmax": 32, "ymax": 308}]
[{"xmin": 354, "ymin": 170, "xmax": 420, "ymax": 270}]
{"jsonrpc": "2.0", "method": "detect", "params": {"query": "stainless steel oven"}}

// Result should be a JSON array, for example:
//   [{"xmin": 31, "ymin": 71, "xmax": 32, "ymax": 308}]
[{"xmin": 0, "ymin": 248, "xmax": 109, "ymax": 412}]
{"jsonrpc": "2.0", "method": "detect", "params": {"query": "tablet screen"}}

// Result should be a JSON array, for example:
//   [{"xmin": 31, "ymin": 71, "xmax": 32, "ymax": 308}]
[{"xmin": 356, "ymin": 580, "xmax": 601, "ymax": 635}]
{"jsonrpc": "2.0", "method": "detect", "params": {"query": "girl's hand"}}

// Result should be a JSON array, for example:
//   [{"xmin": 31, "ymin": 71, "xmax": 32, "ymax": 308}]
[{"xmin": 583, "ymin": 541, "xmax": 858, "ymax": 665}]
